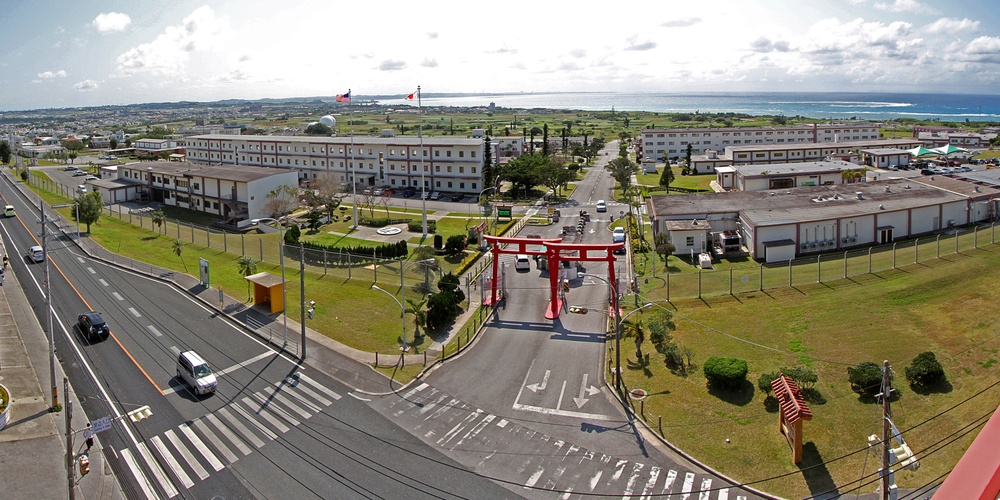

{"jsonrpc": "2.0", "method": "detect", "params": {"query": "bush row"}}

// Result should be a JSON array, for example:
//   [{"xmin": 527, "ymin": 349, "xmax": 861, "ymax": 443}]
[{"xmin": 301, "ymin": 239, "xmax": 409, "ymax": 260}]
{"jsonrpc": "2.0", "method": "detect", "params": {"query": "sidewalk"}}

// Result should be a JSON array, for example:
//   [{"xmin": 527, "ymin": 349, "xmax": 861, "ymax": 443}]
[{"xmin": 0, "ymin": 240, "xmax": 124, "ymax": 500}]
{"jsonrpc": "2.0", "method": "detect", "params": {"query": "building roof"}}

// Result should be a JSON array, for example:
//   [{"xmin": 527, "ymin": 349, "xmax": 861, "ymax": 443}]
[
  {"xmin": 648, "ymin": 178, "xmax": 968, "ymax": 228},
  {"xmin": 642, "ymin": 123, "xmax": 878, "ymax": 134},
  {"xmin": 859, "ymin": 148, "xmax": 911, "ymax": 155},
  {"xmin": 726, "ymin": 138, "xmax": 921, "ymax": 154},
  {"xmin": 735, "ymin": 160, "xmax": 860, "ymax": 177},
  {"xmin": 664, "ymin": 219, "xmax": 710, "ymax": 231},
  {"xmin": 122, "ymin": 160, "xmax": 294, "ymax": 183},
  {"xmin": 910, "ymin": 173, "xmax": 1000, "ymax": 200},
  {"xmin": 186, "ymin": 134, "xmax": 483, "ymax": 146}
]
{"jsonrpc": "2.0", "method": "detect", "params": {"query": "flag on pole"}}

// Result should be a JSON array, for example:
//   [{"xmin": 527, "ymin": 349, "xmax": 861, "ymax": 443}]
[
  {"xmin": 406, "ymin": 90, "xmax": 418, "ymax": 100},
  {"xmin": 336, "ymin": 92, "xmax": 351, "ymax": 103}
]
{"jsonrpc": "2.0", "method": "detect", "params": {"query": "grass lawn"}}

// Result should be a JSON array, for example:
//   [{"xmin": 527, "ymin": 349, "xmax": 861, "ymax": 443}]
[{"xmin": 621, "ymin": 246, "xmax": 1000, "ymax": 497}]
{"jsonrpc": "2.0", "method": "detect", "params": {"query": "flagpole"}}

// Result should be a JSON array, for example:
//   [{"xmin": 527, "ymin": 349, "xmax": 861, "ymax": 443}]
[
  {"xmin": 418, "ymin": 85, "xmax": 427, "ymax": 236},
  {"xmin": 348, "ymin": 88, "xmax": 358, "ymax": 230}
]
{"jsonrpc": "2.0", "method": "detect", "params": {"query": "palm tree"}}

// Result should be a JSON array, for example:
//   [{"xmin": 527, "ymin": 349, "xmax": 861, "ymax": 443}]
[
  {"xmin": 406, "ymin": 298, "xmax": 427, "ymax": 341},
  {"xmin": 172, "ymin": 239, "xmax": 187, "ymax": 271},
  {"xmin": 236, "ymin": 256, "xmax": 258, "ymax": 300},
  {"xmin": 152, "ymin": 209, "xmax": 165, "ymax": 234},
  {"xmin": 622, "ymin": 317, "xmax": 647, "ymax": 359}
]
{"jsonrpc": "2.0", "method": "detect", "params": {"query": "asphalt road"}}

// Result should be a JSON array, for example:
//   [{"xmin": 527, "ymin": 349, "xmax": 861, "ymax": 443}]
[{"xmin": 0, "ymin": 174, "xmax": 513, "ymax": 499}]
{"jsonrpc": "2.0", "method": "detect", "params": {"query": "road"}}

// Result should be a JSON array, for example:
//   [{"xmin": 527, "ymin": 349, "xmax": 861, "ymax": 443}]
[
  {"xmin": 369, "ymin": 143, "xmax": 762, "ymax": 498},
  {"xmin": 0, "ymin": 173, "xmax": 513, "ymax": 499}
]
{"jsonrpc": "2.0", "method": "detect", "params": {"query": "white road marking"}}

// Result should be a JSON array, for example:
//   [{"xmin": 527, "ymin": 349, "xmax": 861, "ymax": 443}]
[
  {"xmin": 526, "ymin": 369, "xmax": 550, "ymax": 392},
  {"xmin": 215, "ymin": 351, "xmax": 275, "ymax": 377},
  {"xmin": 718, "ymin": 488, "xmax": 729, "ymax": 500},
  {"xmin": 136, "ymin": 442, "xmax": 179, "ymax": 498},
  {"xmin": 179, "ymin": 423, "xmax": 225, "ymax": 472},
  {"xmin": 621, "ymin": 463, "xmax": 644, "ymax": 499},
  {"xmin": 119, "ymin": 448, "xmax": 160, "ymax": 500},
  {"xmin": 698, "ymin": 478, "xmax": 712, "ymax": 500},
  {"xmin": 242, "ymin": 396, "xmax": 290, "ymax": 433},
  {"xmin": 228, "ymin": 404, "xmax": 277, "ymax": 442},
  {"xmin": 262, "ymin": 387, "xmax": 312, "ymax": 418},
  {"xmin": 641, "ymin": 466, "xmax": 661, "ymax": 500},
  {"xmin": 250, "ymin": 392, "xmax": 301, "ymax": 427},
  {"xmin": 146, "ymin": 325, "xmax": 162, "ymax": 337},
  {"xmin": 524, "ymin": 467, "xmax": 544, "ymax": 488},
  {"xmin": 611, "ymin": 460, "xmax": 627, "ymax": 481},
  {"xmin": 112, "ymin": 292, "xmax": 124, "ymax": 301},
  {"xmin": 589, "ymin": 471, "xmax": 603, "ymax": 491},
  {"xmin": 128, "ymin": 307, "xmax": 141, "ymax": 318},
  {"xmin": 295, "ymin": 372, "xmax": 342, "ymax": 400},
  {"xmin": 165, "ymin": 429, "xmax": 210, "ymax": 481},
  {"xmin": 98, "ymin": 278, "xmax": 109, "ymax": 286},
  {"xmin": 87, "ymin": 267, "xmax": 96, "ymax": 274},
  {"xmin": 191, "ymin": 418, "xmax": 239, "ymax": 464},
  {"xmin": 348, "ymin": 392, "xmax": 370, "ymax": 401},
  {"xmin": 275, "ymin": 384, "xmax": 322, "ymax": 413},
  {"xmin": 556, "ymin": 380, "xmax": 566, "ymax": 411},
  {"xmin": 511, "ymin": 402, "xmax": 612, "ymax": 421},
  {"xmin": 214, "ymin": 409, "xmax": 262, "ymax": 450},
  {"xmin": 680, "ymin": 472, "xmax": 695, "ymax": 500},
  {"xmin": 662, "ymin": 469, "xmax": 677, "ymax": 495},
  {"xmin": 150, "ymin": 435, "xmax": 194, "ymax": 489},
  {"xmin": 287, "ymin": 381, "xmax": 333, "ymax": 407}
]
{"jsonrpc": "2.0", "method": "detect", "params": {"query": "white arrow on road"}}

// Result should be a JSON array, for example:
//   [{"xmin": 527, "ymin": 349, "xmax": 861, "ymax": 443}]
[
  {"xmin": 573, "ymin": 374, "xmax": 601, "ymax": 408},
  {"xmin": 526, "ymin": 370, "xmax": 550, "ymax": 393},
  {"xmin": 589, "ymin": 228, "xmax": 596, "ymax": 234}
]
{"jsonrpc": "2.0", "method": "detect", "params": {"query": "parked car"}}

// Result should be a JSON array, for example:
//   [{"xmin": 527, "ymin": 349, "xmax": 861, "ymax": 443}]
[
  {"xmin": 63, "ymin": 165, "xmax": 78, "ymax": 171},
  {"xmin": 430, "ymin": 192, "xmax": 441, "ymax": 200},
  {"xmin": 85, "ymin": 175, "xmax": 98, "ymax": 181},
  {"xmin": 402, "ymin": 188, "xmax": 415, "ymax": 197},
  {"xmin": 450, "ymin": 193, "xmax": 463, "ymax": 202},
  {"xmin": 422, "ymin": 191, "xmax": 431, "ymax": 200},
  {"xmin": 612, "ymin": 227, "xmax": 626, "ymax": 243},
  {"xmin": 958, "ymin": 165, "xmax": 972, "ymax": 172},
  {"xmin": 77, "ymin": 311, "xmax": 110, "ymax": 340},
  {"xmin": 73, "ymin": 170, "xmax": 88, "ymax": 177},
  {"xmin": 921, "ymin": 169, "xmax": 935, "ymax": 175}
]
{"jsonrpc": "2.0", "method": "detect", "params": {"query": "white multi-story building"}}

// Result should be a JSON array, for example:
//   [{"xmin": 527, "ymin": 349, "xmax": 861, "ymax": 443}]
[
  {"xmin": 640, "ymin": 123, "xmax": 882, "ymax": 162},
  {"xmin": 183, "ymin": 134, "xmax": 486, "ymax": 195}
]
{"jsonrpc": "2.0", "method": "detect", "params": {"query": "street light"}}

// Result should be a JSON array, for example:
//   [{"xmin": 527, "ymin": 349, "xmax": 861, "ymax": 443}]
[
  {"xmin": 580, "ymin": 272, "xmax": 653, "ymax": 392},
  {"xmin": 251, "ymin": 218, "xmax": 288, "ymax": 349},
  {"xmin": 75, "ymin": 185, "xmax": 86, "ymax": 240},
  {"xmin": 370, "ymin": 257, "xmax": 435, "ymax": 354}
]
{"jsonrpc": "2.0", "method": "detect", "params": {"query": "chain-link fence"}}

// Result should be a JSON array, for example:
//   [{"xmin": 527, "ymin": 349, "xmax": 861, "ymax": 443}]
[{"xmin": 645, "ymin": 222, "xmax": 1000, "ymax": 301}]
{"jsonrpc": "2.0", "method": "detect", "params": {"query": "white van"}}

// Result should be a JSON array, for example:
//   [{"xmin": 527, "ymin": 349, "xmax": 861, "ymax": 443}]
[
  {"xmin": 595, "ymin": 200, "xmax": 607, "ymax": 212},
  {"xmin": 176, "ymin": 350, "xmax": 217, "ymax": 396},
  {"xmin": 3, "ymin": 205, "xmax": 14, "ymax": 217}
]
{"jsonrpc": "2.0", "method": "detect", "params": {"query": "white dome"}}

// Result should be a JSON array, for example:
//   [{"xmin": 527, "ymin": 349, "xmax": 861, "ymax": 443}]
[{"xmin": 320, "ymin": 115, "xmax": 336, "ymax": 127}]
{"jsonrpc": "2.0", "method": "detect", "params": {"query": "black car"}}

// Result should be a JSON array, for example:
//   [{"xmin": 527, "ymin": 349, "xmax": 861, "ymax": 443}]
[
  {"xmin": 450, "ymin": 193, "xmax": 463, "ymax": 202},
  {"xmin": 78, "ymin": 311, "xmax": 110, "ymax": 339}
]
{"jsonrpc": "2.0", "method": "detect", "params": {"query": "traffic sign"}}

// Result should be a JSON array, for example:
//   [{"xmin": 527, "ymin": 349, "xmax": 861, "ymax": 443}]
[{"xmin": 89, "ymin": 416, "xmax": 113, "ymax": 436}]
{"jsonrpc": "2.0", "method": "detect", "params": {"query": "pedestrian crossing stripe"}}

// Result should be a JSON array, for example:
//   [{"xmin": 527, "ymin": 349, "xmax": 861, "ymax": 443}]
[{"xmin": 117, "ymin": 371, "xmax": 338, "ymax": 495}]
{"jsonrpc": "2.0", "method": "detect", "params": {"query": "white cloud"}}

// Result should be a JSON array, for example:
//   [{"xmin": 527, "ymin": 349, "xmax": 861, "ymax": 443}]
[
  {"xmin": 570, "ymin": 49, "xmax": 586, "ymax": 58},
  {"xmin": 92, "ymin": 12, "xmax": 132, "ymax": 33},
  {"xmin": 74, "ymin": 80, "xmax": 99, "ymax": 91},
  {"xmin": 624, "ymin": 40, "xmax": 657, "ymax": 51},
  {"xmin": 873, "ymin": 0, "xmax": 934, "ymax": 14},
  {"xmin": 956, "ymin": 36, "xmax": 1000, "ymax": 64},
  {"xmin": 38, "ymin": 70, "xmax": 67, "ymax": 79},
  {"xmin": 924, "ymin": 17, "xmax": 980, "ymax": 35},
  {"xmin": 115, "ymin": 6, "xmax": 230, "ymax": 76},
  {"xmin": 661, "ymin": 18, "xmax": 701, "ymax": 28},
  {"xmin": 378, "ymin": 60, "xmax": 406, "ymax": 71},
  {"xmin": 421, "ymin": 58, "xmax": 438, "ymax": 68},
  {"xmin": 214, "ymin": 69, "xmax": 250, "ymax": 82},
  {"xmin": 427, "ymin": 32, "xmax": 438, "ymax": 39}
]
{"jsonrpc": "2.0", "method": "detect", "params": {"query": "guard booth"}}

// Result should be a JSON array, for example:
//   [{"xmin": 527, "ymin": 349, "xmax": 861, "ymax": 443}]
[
  {"xmin": 772, "ymin": 374, "xmax": 813, "ymax": 464},
  {"xmin": 245, "ymin": 272, "xmax": 285, "ymax": 314}
]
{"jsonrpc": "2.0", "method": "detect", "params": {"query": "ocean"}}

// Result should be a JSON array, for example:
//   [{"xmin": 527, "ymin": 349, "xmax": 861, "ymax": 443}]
[{"xmin": 374, "ymin": 92, "xmax": 1000, "ymax": 122}]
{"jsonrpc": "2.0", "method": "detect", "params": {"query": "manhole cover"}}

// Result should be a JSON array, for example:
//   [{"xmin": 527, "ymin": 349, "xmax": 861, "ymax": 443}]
[
  {"xmin": 629, "ymin": 389, "xmax": 648, "ymax": 401},
  {"xmin": 376, "ymin": 226, "xmax": 402, "ymax": 235}
]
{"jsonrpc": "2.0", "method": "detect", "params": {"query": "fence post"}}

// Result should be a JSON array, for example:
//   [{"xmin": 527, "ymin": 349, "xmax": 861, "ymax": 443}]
[
  {"xmin": 323, "ymin": 248, "xmax": 328, "ymax": 275},
  {"xmin": 892, "ymin": 242, "xmax": 897, "ymax": 269},
  {"xmin": 936, "ymin": 234, "xmax": 941, "ymax": 258},
  {"xmin": 788, "ymin": 259, "xmax": 792, "ymax": 287},
  {"xmin": 759, "ymin": 263, "xmax": 763, "ymax": 291},
  {"xmin": 729, "ymin": 268, "xmax": 733, "ymax": 296},
  {"xmin": 259, "ymin": 238, "xmax": 263, "ymax": 261},
  {"xmin": 348, "ymin": 251, "xmax": 352, "ymax": 280},
  {"xmin": 843, "ymin": 251, "xmax": 848, "ymax": 279},
  {"xmin": 914, "ymin": 238, "xmax": 919, "ymax": 264},
  {"xmin": 975, "ymin": 226, "xmax": 978, "ymax": 249},
  {"xmin": 190, "ymin": 222, "xmax": 195, "ymax": 242},
  {"xmin": 666, "ymin": 271, "xmax": 670, "ymax": 301},
  {"xmin": 224, "ymin": 230, "xmax": 227, "ymax": 253},
  {"xmin": 816, "ymin": 255, "xmax": 821, "ymax": 283},
  {"xmin": 207, "ymin": 227, "xmax": 211, "ymax": 249},
  {"xmin": 955, "ymin": 229, "xmax": 959, "ymax": 254},
  {"xmin": 697, "ymin": 269, "xmax": 702, "ymax": 299},
  {"xmin": 241, "ymin": 233, "xmax": 245, "ymax": 256}
]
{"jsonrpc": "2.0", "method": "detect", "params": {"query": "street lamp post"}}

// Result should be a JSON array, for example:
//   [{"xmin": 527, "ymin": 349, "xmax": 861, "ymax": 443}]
[
  {"xmin": 370, "ymin": 257, "xmax": 435, "ymax": 354},
  {"xmin": 371, "ymin": 285, "xmax": 406, "ymax": 355},
  {"xmin": 581, "ymin": 272, "xmax": 652, "ymax": 393},
  {"xmin": 75, "ymin": 185, "xmax": 85, "ymax": 240},
  {"xmin": 252, "ymin": 218, "xmax": 288, "ymax": 349}
]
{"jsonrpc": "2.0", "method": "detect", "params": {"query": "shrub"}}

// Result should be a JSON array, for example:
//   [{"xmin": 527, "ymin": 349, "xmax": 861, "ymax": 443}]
[
  {"xmin": 781, "ymin": 366, "xmax": 818, "ymax": 390},
  {"xmin": 703, "ymin": 357, "xmax": 748, "ymax": 390},
  {"xmin": 444, "ymin": 234, "xmax": 467, "ymax": 256},
  {"xmin": 905, "ymin": 351, "xmax": 945, "ymax": 388},
  {"xmin": 407, "ymin": 219, "xmax": 436, "ymax": 233},
  {"xmin": 758, "ymin": 371, "xmax": 780, "ymax": 396},
  {"xmin": 847, "ymin": 361, "xmax": 885, "ymax": 394}
]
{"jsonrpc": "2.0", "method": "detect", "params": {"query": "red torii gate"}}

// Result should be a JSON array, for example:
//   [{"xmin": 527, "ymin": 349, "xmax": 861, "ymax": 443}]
[{"xmin": 484, "ymin": 235, "xmax": 623, "ymax": 320}]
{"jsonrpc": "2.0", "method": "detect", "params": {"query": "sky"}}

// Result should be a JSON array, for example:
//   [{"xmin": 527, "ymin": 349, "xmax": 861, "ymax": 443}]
[{"xmin": 1, "ymin": 0, "xmax": 998, "ymax": 111}]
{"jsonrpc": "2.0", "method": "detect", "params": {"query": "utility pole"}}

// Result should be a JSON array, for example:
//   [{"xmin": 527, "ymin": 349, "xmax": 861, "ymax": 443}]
[
  {"xmin": 65, "ymin": 377, "xmax": 75, "ymax": 500},
  {"xmin": 299, "ymin": 241, "xmax": 306, "ymax": 361},
  {"xmin": 881, "ymin": 359, "xmax": 891, "ymax": 500},
  {"xmin": 42, "ymin": 201, "xmax": 57, "ymax": 409}
]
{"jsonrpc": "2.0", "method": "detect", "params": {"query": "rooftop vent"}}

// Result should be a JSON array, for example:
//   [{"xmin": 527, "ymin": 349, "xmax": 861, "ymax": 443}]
[
  {"xmin": 885, "ymin": 186, "xmax": 891, "ymax": 193},
  {"xmin": 856, "ymin": 192, "xmax": 864, "ymax": 200},
  {"xmin": 975, "ymin": 185, "xmax": 981, "ymax": 193},
  {"xmin": 879, "ymin": 204, "xmax": 885, "ymax": 210},
  {"xmin": 904, "ymin": 184, "xmax": 911, "ymax": 189}
]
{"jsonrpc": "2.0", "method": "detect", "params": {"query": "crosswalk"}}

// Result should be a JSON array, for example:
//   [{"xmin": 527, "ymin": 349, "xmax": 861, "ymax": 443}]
[
  {"xmin": 119, "ymin": 371, "xmax": 341, "ymax": 498},
  {"xmin": 374, "ymin": 383, "xmax": 756, "ymax": 500}
]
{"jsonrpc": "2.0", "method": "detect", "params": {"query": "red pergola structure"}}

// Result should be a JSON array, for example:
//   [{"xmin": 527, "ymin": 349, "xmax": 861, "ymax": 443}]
[
  {"xmin": 771, "ymin": 374, "xmax": 813, "ymax": 464},
  {"xmin": 483, "ymin": 235, "xmax": 623, "ymax": 319}
]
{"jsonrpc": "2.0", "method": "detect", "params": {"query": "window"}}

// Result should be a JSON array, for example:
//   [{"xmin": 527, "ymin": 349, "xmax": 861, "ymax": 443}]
[
  {"xmin": 686, "ymin": 236, "xmax": 695, "ymax": 246},
  {"xmin": 459, "ymin": 151, "xmax": 464, "ymax": 158},
  {"xmin": 447, "ymin": 151, "xmax": 452, "ymax": 157},
  {"xmin": 459, "ymin": 166, "xmax": 464, "ymax": 173}
]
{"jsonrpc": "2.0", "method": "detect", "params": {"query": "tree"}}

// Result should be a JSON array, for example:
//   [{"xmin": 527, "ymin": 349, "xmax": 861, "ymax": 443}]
[
  {"xmin": 109, "ymin": 138, "xmax": 118, "ymax": 150},
  {"xmin": 0, "ymin": 141, "xmax": 10, "ymax": 164},
  {"xmin": 444, "ymin": 234, "xmax": 467, "ymax": 256},
  {"xmin": 500, "ymin": 153, "xmax": 546, "ymax": 197},
  {"xmin": 264, "ymin": 185, "xmax": 299, "ymax": 219},
  {"xmin": 703, "ymin": 357, "xmax": 749, "ymax": 390},
  {"xmin": 172, "ymin": 239, "xmax": 188, "ymax": 271},
  {"xmin": 535, "ymin": 158, "xmax": 574, "ymax": 198},
  {"xmin": 659, "ymin": 164, "xmax": 675, "ymax": 190},
  {"xmin": 622, "ymin": 317, "xmax": 647, "ymax": 359},
  {"xmin": 781, "ymin": 366, "xmax": 818, "ymax": 390},
  {"xmin": 542, "ymin": 123, "xmax": 549, "ymax": 156},
  {"xmin": 236, "ymin": 256, "xmax": 258, "ymax": 300},
  {"xmin": 284, "ymin": 224, "xmax": 301, "ymax": 245},
  {"xmin": 758, "ymin": 372, "xmax": 780, "ymax": 396},
  {"xmin": 426, "ymin": 272, "xmax": 465, "ymax": 329},
  {"xmin": 304, "ymin": 123, "xmax": 332, "ymax": 135},
  {"xmin": 406, "ymin": 298, "xmax": 427, "ymax": 340},
  {"xmin": 304, "ymin": 209, "xmax": 324, "ymax": 231},
  {"xmin": 905, "ymin": 351, "xmax": 946, "ymax": 388},
  {"xmin": 685, "ymin": 143, "xmax": 694, "ymax": 171},
  {"xmin": 847, "ymin": 361, "xmax": 885, "ymax": 395},
  {"xmin": 654, "ymin": 233, "xmax": 676, "ymax": 265},
  {"xmin": 605, "ymin": 157, "xmax": 637, "ymax": 194},
  {"xmin": 76, "ymin": 190, "xmax": 103, "ymax": 233},
  {"xmin": 152, "ymin": 209, "xmax": 166, "ymax": 234}
]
